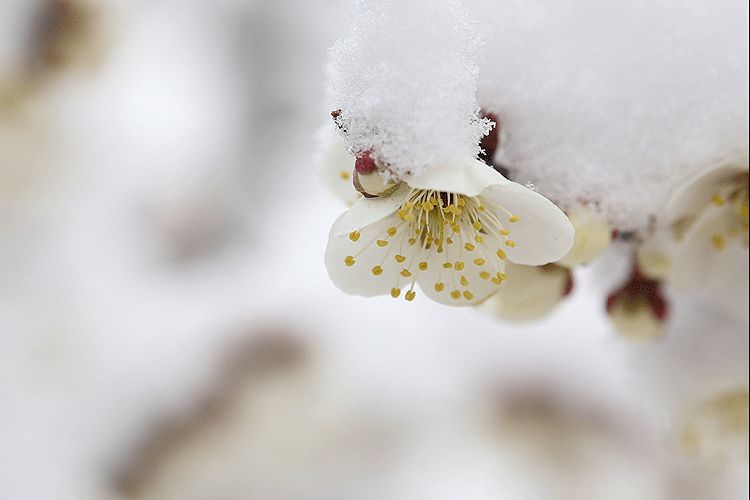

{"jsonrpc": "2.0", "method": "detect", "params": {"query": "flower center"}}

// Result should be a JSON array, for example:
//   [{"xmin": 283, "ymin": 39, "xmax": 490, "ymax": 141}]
[
  {"xmin": 342, "ymin": 186, "xmax": 521, "ymax": 302},
  {"xmin": 709, "ymin": 173, "xmax": 749, "ymax": 250}
]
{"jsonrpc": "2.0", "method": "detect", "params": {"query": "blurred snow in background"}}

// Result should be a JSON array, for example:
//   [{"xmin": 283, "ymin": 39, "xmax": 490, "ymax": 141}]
[{"xmin": 0, "ymin": 1, "xmax": 747, "ymax": 499}]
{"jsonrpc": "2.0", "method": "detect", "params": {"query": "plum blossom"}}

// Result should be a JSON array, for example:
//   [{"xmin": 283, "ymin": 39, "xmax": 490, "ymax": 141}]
[
  {"xmin": 325, "ymin": 158, "xmax": 574, "ymax": 306},
  {"xmin": 665, "ymin": 159, "xmax": 749, "ymax": 292},
  {"xmin": 557, "ymin": 206, "xmax": 613, "ymax": 268},
  {"xmin": 484, "ymin": 263, "xmax": 573, "ymax": 321}
]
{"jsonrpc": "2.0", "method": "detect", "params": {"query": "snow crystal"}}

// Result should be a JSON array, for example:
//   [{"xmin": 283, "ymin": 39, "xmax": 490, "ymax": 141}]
[
  {"xmin": 471, "ymin": 0, "xmax": 749, "ymax": 231},
  {"xmin": 329, "ymin": 0, "xmax": 491, "ymax": 179}
]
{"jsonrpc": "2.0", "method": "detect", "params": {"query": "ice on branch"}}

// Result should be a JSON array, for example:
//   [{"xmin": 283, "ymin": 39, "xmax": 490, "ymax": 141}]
[{"xmin": 329, "ymin": 0, "xmax": 491, "ymax": 180}]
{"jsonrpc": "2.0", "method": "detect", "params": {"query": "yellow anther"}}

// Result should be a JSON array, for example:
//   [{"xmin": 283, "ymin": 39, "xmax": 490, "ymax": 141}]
[
  {"xmin": 496, "ymin": 249, "xmax": 507, "ymax": 260},
  {"xmin": 421, "ymin": 201, "xmax": 433, "ymax": 212},
  {"xmin": 408, "ymin": 238, "xmax": 417, "ymax": 246},
  {"xmin": 450, "ymin": 223, "xmax": 460, "ymax": 233},
  {"xmin": 474, "ymin": 235, "xmax": 484, "ymax": 243},
  {"xmin": 499, "ymin": 229, "xmax": 510, "ymax": 236},
  {"xmin": 405, "ymin": 290, "xmax": 416, "ymax": 301},
  {"xmin": 712, "ymin": 234, "xmax": 726, "ymax": 250},
  {"xmin": 505, "ymin": 240, "xmax": 516, "ymax": 247},
  {"xmin": 418, "ymin": 261, "xmax": 429, "ymax": 271},
  {"xmin": 454, "ymin": 261, "xmax": 465, "ymax": 271},
  {"xmin": 391, "ymin": 288, "xmax": 401, "ymax": 298},
  {"xmin": 462, "ymin": 291, "xmax": 474, "ymax": 300},
  {"xmin": 376, "ymin": 240, "xmax": 389, "ymax": 247},
  {"xmin": 508, "ymin": 215, "xmax": 521, "ymax": 223},
  {"xmin": 464, "ymin": 243, "xmax": 475, "ymax": 251},
  {"xmin": 371, "ymin": 266, "xmax": 383, "ymax": 276},
  {"xmin": 472, "ymin": 221, "xmax": 483, "ymax": 230},
  {"xmin": 497, "ymin": 272, "xmax": 507, "ymax": 282},
  {"xmin": 446, "ymin": 238, "xmax": 454, "ymax": 244},
  {"xmin": 491, "ymin": 277, "xmax": 502, "ymax": 285},
  {"xmin": 479, "ymin": 271, "xmax": 491, "ymax": 280},
  {"xmin": 473, "ymin": 258, "xmax": 486, "ymax": 266},
  {"xmin": 395, "ymin": 254, "xmax": 406, "ymax": 263},
  {"xmin": 450, "ymin": 290, "xmax": 461, "ymax": 300},
  {"xmin": 460, "ymin": 276, "xmax": 469, "ymax": 286},
  {"xmin": 478, "ymin": 205, "xmax": 486, "ymax": 211},
  {"xmin": 348, "ymin": 231, "xmax": 360, "ymax": 242},
  {"xmin": 339, "ymin": 171, "xmax": 350, "ymax": 180},
  {"xmin": 434, "ymin": 282, "xmax": 445, "ymax": 292},
  {"xmin": 711, "ymin": 194, "xmax": 725, "ymax": 206},
  {"xmin": 400, "ymin": 269, "xmax": 412, "ymax": 277},
  {"xmin": 457, "ymin": 198, "xmax": 466, "ymax": 207},
  {"xmin": 344, "ymin": 256, "xmax": 356, "ymax": 267},
  {"xmin": 443, "ymin": 262, "xmax": 453, "ymax": 269},
  {"xmin": 387, "ymin": 226, "xmax": 398, "ymax": 236}
]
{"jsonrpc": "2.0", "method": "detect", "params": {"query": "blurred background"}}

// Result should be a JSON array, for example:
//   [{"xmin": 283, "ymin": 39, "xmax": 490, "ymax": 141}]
[{"xmin": 0, "ymin": 1, "xmax": 747, "ymax": 499}]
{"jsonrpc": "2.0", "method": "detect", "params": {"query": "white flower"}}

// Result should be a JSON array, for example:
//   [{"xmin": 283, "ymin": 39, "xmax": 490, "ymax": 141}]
[
  {"xmin": 556, "ymin": 206, "xmax": 612, "ymax": 268},
  {"xmin": 484, "ymin": 263, "xmax": 572, "ymax": 321},
  {"xmin": 325, "ymin": 159, "xmax": 574, "ymax": 305},
  {"xmin": 665, "ymin": 160, "xmax": 749, "ymax": 292},
  {"xmin": 318, "ymin": 131, "xmax": 361, "ymax": 206}
]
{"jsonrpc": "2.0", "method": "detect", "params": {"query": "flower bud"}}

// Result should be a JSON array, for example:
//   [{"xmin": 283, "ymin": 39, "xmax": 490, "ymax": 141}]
[
  {"xmin": 486, "ymin": 263, "xmax": 573, "ymax": 322},
  {"xmin": 606, "ymin": 268, "xmax": 668, "ymax": 341},
  {"xmin": 352, "ymin": 152, "xmax": 399, "ymax": 198},
  {"xmin": 557, "ymin": 207, "xmax": 612, "ymax": 268}
]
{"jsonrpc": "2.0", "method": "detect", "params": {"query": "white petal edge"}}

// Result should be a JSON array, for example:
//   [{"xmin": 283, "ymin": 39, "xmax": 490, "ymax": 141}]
[
  {"xmin": 404, "ymin": 158, "xmax": 510, "ymax": 197},
  {"xmin": 481, "ymin": 182, "xmax": 574, "ymax": 266},
  {"xmin": 319, "ymin": 136, "xmax": 360, "ymax": 205},
  {"xmin": 665, "ymin": 164, "xmax": 748, "ymax": 225},
  {"xmin": 325, "ymin": 213, "xmax": 405, "ymax": 297},
  {"xmin": 669, "ymin": 205, "xmax": 731, "ymax": 291},
  {"xmin": 332, "ymin": 183, "xmax": 411, "ymax": 236}
]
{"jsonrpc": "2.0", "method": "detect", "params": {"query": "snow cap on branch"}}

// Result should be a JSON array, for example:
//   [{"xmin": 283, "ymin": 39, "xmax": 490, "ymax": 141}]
[{"xmin": 329, "ymin": 0, "xmax": 491, "ymax": 179}]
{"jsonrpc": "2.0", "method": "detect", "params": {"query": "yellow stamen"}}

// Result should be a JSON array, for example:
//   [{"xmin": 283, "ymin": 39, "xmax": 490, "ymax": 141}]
[
  {"xmin": 434, "ymin": 282, "xmax": 445, "ymax": 292},
  {"xmin": 376, "ymin": 240, "xmax": 389, "ymax": 247},
  {"xmin": 395, "ymin": 255, "xmax": 406, "ymax": 263},
  {"xmin": 344, "ymin": 256, "xmax": 356, "ymax": 266},
  {"xmin": 450, "ymin": 290, "xmax": 461, "ymax": 300},
  {"xmin": 371, "ymin": 266, "xmax": 383, "ymax": 276},
  {"xmin": 712, "ymin": 234, "xmax": 726, "ymax": 250},
  {"xmin": 509, "ymin": 215, "xmax": 521, "ymax": 223},
  {"xmin": 387, "ymin": 226, "xmax": 398, "ymax": 236},
  {"xmin": 405, "ymin": 290, "xmax": 416, "ymax": 301},
  {"xmin": 400, "ymin": 269, "xmax": 412, "ymax": 277},
  {"xmin": 462, "ymin": 291, "xmax": 474, "ymax": 300},
  {"xmin": 391, "ymin": 288, "xmax": 401, "ymax": 298},
  {"xmin": 348, "ymin": 231, "xmax": 360, "ymax": 242},
  {"xmin": 418, "ymin": 262, "xmax": 429, "ymax": 271},
  {"xmin": 473, "ymin": 258, "xmax": 486, "ymax": 266}
]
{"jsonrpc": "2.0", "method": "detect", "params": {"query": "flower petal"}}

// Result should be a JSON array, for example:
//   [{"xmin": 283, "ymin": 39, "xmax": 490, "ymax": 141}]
[
  {"xmin": 416, "ymin": 220, "xmax": 505, "ymax": 306},
  {"xmin": 481, "ymin": 182, "xmax": 574, "ymax": 266},
  {"xmin": 485, "ymin": 263, "xmax": 569, "ymax": 322},
  {"xmin": 319, "ymin": 135, "xmax": 360, "ymax": 205},
  {"xmin": 404, "ymin": 158, "xmax": 509, "ymax": 197},
  {"xmin": 665, "ymin": 164, "xmax": 748, "ymax": 225},
  {"xmin": 670, "ymin": 204, "xmax": 744, "ymax": 293},
  {"xmin": 325, "ymin": 213, "xmax": 410, "ymax": 297},
  {"xmin": 556, "ymin": 206, "xmax": 611, "ymax": 268},
  {"xmin": 331, "ymin": 183, "xmax": 411, "ymax": 236}
]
